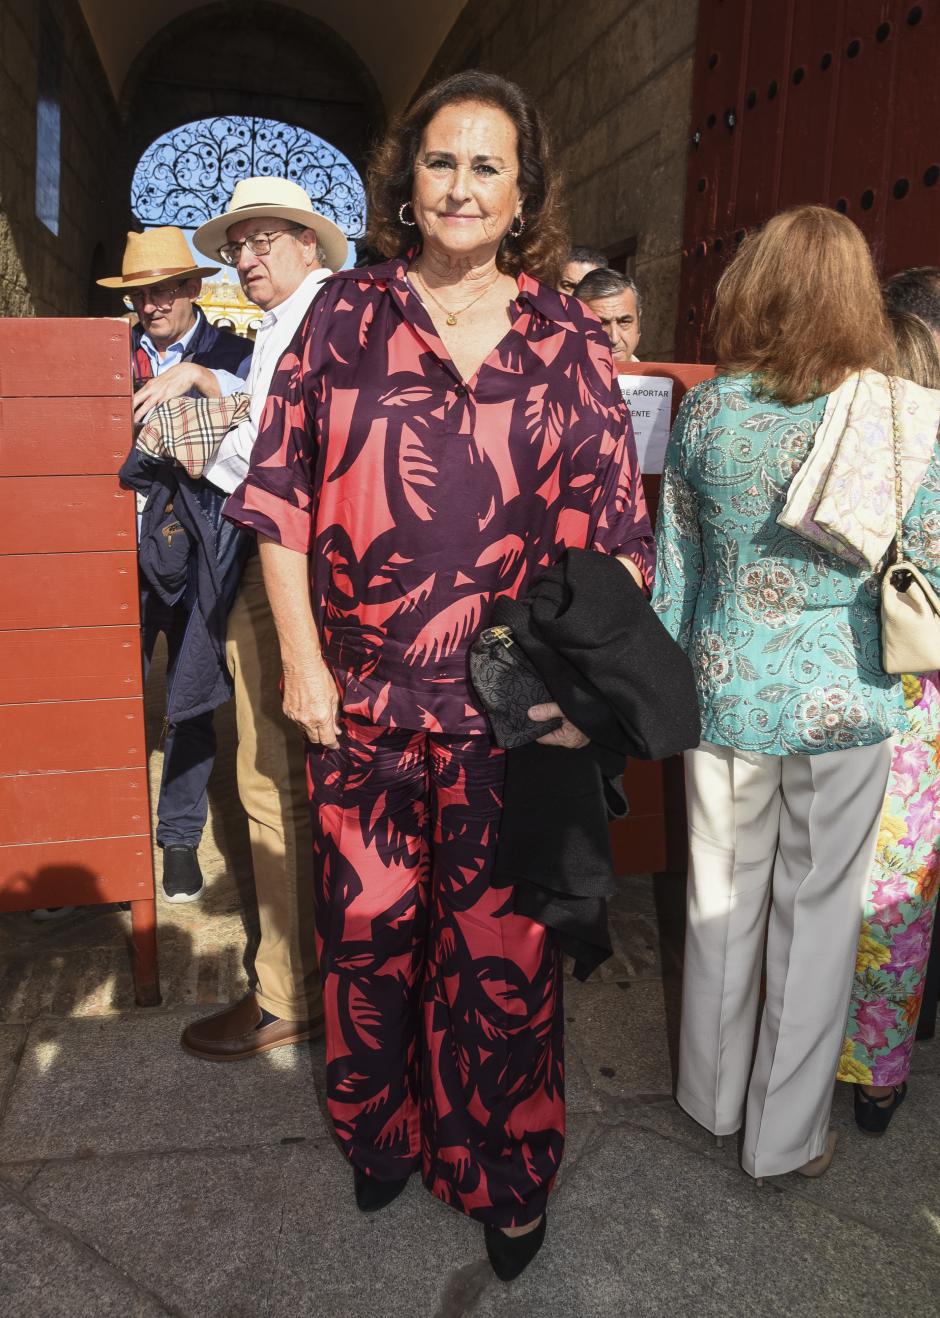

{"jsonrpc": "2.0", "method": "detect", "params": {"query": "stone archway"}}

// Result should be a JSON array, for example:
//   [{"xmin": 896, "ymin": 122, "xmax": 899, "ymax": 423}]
[
  {"xmin": 119, "ymin": 1, "xmax": 383, "ymax": 174},
  {"xmin": 89, "ymin": 0, "xmax": 384, "ymax": 307}
]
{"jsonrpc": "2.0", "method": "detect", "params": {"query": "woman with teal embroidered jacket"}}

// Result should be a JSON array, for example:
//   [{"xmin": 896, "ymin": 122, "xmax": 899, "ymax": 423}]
[{"xmin": 652, "ymin": 206, "xmax": 940, "ymax": 1182}]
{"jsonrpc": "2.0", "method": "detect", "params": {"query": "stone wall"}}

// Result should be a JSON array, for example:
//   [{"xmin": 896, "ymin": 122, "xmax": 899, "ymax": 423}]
[
  {"xmin": 0, "ymin": 0, "xmax": 124, "ymax": 317},
  {"xmin": 425, "ymin": 0, "xmax": 700, "ymax": 360}
]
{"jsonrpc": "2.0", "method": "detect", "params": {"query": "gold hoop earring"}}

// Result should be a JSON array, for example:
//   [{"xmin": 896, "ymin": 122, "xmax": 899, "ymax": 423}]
[{"xmin": 398, "ymin": 202, "xmax": 417, "ymax": 227}]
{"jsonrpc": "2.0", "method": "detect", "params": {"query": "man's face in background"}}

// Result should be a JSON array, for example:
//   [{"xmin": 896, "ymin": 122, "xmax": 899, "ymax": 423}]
[
  {"xmin": 584, "ymin": 287, "xmax": 641, "ymax": 359},
  {"xmin": 558, "ymin": 258, "xmax": 605, "ymax": 296}
]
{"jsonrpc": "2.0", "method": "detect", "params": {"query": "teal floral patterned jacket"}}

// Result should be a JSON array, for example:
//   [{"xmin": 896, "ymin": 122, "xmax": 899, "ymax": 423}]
[{"xmin": 652, "ymin": 374, "xmax": 940, "ymax": 755}]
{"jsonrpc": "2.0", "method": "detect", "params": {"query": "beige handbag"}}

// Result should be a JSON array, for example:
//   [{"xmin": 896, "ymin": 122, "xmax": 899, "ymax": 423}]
[{"xmin": 880, "ymin": 376, "xmax": 940, "ymax": 674}]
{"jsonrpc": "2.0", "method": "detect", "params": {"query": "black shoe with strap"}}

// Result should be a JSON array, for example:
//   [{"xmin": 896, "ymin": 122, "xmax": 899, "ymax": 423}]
[
  {"xmin": 854, "ymin": 1081, "xmax": 907, "ymax": 1135},
  {"xmin": 484, "ymin": 1214, "xmax": 547, "ymax": 1281}
]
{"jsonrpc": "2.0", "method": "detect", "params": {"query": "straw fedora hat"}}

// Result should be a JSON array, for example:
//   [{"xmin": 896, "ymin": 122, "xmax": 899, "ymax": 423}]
[
  {"xmin": 97, "ymin": 226, "xmax": 218, "ymax": 289},
  {"xmin": 192, "ymin": 177, "xmax": 348, "ymax": 273}
]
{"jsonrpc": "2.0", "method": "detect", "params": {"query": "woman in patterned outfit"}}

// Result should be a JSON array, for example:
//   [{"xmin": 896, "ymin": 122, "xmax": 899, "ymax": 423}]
[
  {"xmin": 652, "ymin": 208, "xmax": 940, "ymax": 1181},
  {"xmin": 838, "ymin": 310, "xmax": 940, "ymax": 1133},
  {"xmin": 225, "ymin": 72, "xmax": 653, "ymax": 1278}
]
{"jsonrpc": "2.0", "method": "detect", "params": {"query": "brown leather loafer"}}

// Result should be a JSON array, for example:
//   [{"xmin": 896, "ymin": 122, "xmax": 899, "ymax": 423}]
[{"xmin": 181, "ymin": 992, "xmax": 325, "ymax": 1062}]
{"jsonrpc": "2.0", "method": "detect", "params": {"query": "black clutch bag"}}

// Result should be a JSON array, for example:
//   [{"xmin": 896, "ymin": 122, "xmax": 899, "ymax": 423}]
[{"xmin": 469, "ymin": 625, "xmax": 563, "ymax": 749}]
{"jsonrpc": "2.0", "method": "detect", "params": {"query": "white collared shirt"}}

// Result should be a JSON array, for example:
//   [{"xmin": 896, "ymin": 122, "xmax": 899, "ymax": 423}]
[{"xmin": 203, "ymin": 268, "xmax": 333, "ymax": 494}]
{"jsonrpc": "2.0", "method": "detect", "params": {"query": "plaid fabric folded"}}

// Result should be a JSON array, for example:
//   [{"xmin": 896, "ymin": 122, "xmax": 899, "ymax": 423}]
[{"xmin": 136, "ymin": 392, "xmax": 251, "ymax": 478}]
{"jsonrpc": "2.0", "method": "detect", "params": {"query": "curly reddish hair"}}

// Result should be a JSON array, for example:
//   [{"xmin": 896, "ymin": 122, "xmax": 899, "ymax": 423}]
[{"xmin": 365, "ymin": 71, "xmax": 569, "ymax": 286}]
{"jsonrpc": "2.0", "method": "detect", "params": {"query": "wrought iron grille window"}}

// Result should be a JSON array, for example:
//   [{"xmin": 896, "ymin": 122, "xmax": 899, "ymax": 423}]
[{"xmin": 131, "ymin": 116, "xmax": 366, "ymax": 238}]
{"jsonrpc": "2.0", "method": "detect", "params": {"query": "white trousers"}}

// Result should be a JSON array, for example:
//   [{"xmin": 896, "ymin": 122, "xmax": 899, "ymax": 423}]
[{"xmin": 678, "ymin": 736, "xmax": 893, "ymax": 1177}]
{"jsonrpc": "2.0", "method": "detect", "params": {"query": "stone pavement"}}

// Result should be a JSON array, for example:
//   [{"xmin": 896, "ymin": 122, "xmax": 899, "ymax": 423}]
[{"xmin": 1, "ymin": 652, "xmax": 938, "ymax": 1316}]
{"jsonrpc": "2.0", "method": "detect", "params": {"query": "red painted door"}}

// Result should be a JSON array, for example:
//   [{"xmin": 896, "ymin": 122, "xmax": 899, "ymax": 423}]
[{"xmin": 676, "ymin": 0, "xmax": 940, "ymax": 361}]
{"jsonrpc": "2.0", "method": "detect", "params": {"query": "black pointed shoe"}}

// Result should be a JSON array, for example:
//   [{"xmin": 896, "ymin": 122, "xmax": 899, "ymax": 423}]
[
  {"xmin": 854, "ymin": 1081, "xmax": 907, "ymax": 1135},
  {"xmin": 484, "ymin": 1215, "xmax": 547, "ymax": 1281},
  {"xmin": 353, "ymin": 1166, "xmax": 410, "ymax": 1213}
]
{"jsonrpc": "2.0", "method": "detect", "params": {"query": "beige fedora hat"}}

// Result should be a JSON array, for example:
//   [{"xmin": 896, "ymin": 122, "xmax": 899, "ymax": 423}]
[
  {"xmin": 192, "ymin": 177, "xmax": 349, "ymax": 273},
  {"xmin": 97, "ymin": 226, "xmax": 218, "ymax": 289}
]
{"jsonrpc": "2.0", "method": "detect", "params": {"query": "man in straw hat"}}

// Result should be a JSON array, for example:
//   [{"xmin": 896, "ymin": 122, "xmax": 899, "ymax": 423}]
[
  {"xmin": 178, "ymin": 177, "xmax": 348, "ymax": 1061},
  {"xmin": 99, "ymin": 225, "xmax": 251, "ymax": 421},
  {"xmin": 99, "ymin": 227, "xmax": 253, "ymax": 905}
]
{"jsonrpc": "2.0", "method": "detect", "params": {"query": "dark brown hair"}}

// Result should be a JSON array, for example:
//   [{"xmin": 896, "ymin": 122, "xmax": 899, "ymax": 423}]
[
  {"xmin": 712, "ymin": 206, "xmax": 894, "ymax": 406},
  {"xmin": 365, "ymin": 70, "xmax": 568, "ymax": 285},
  {"xmin": 888, "ymin": 309, "xmax": 940, "ymax": 389},
  {"xmin": 574, "ymin": 266, "xmax": 642, "ymax": 314},
  {"xmin": 883, "ymin": 266, "xmax": 940, "ymax": 333}
]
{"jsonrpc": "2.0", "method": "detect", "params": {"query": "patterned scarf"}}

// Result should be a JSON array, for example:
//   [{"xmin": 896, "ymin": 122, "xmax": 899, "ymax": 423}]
[{"xmin": 778, "ymin": 370, "xmax": 940, "ymax": 569}]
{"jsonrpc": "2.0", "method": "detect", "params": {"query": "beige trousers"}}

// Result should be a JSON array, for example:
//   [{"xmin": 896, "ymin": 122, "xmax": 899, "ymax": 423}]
[
  {"xmin": 678, "ymin": 736, "xmax": 893, "ymax": 1178},
  {"xmin": 225, "ymin": 554, "xmax": 321, "ymax": 1020}
]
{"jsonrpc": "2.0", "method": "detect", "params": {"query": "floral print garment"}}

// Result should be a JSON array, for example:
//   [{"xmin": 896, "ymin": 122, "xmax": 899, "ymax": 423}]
[
  {"xmin": 839, "ymin": 672, "xmax": 940, "ymax": 1086},
  {"xmin": 307, "ymin": 719, "xmax": 562, "ymax": 1226},
  {"xmin": 226, "ymin": 258, "xmax": 653, "ymax": 735},
  {"xmin": 652, "ymin": 373, "xmax": 940, "ymax": 754}
]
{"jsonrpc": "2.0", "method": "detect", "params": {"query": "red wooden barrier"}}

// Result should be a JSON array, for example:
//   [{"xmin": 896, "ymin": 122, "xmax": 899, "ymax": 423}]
[
  {"xmin": 0, "ymin": 398, "xmax": 130, "ymax": 476},
  {"xmin": 0, "ymin": 476, "xmax": 135, "ymax": 553},
  {"xmin": 0, "ymin": 318, "xmax": 159, "ymax": 1005},
  {"xmin": 0, "ymin": 553, "xmax": 139, "ymax": 630},
  {"xmin": 611, "ymin": 361, "xmax": 715, "ymax": 876},
  {"xmin": 0, "ymin": 627, "xmax": 142, "ymax": 703}
]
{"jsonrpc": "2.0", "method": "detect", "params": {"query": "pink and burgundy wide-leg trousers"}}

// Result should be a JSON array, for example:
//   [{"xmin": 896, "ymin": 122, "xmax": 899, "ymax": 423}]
[{"xmin": 307, "ymin": 717, "xmax": 564, "ymax": 1227}]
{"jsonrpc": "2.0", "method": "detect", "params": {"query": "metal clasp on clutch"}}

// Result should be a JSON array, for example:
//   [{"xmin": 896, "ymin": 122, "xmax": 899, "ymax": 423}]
[{"xmin": 480, "ymin": 625, "xmax": 514, "ymax": 649}]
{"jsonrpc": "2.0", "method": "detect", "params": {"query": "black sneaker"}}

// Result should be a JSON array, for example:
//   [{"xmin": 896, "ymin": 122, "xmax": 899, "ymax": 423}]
[{"xmin": 162, "ymin": 846, "xmax": 205, "ymax": 903}]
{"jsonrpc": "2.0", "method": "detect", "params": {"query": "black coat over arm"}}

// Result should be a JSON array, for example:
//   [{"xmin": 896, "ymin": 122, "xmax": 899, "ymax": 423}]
[{"xmin": 489, "ymin": 549, "xmax": 700, "ymax": 978}]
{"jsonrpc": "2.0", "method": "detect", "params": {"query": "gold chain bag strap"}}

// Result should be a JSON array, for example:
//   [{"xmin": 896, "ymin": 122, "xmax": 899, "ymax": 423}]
[{"xmin": 880, "ymin": 375, "xmax": 940, "ymax": 673}]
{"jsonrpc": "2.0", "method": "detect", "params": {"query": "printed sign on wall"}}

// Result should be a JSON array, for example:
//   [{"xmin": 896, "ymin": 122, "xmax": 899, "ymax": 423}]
[{"xmin": 617, "ymin": 375, "xmax": 674, "ymax": 474}]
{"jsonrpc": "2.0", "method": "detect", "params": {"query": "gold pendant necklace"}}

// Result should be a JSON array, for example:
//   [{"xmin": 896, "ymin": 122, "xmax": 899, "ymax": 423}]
[{"xmin": 412, "ymin": 267, "xmax": 501, "ymax": 326}]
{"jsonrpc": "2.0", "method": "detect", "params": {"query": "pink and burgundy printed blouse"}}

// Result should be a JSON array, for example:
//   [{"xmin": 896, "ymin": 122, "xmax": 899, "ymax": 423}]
[{"xmin": 225, "ymin": 256, "xmax": 654, "ymax": 735}]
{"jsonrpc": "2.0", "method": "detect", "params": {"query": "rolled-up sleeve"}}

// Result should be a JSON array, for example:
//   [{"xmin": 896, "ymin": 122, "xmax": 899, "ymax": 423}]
[
  {"xmin": 224, "ymin": 304, "xmax": 322, "ymax": 553},
  {"xmin": 211, "ymin": 366, "xmax": 250, "ymax": 397}
]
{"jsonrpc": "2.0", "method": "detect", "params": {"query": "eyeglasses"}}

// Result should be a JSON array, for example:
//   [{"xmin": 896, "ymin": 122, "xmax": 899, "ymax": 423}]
[
  {"xmin": 122, "ymin": 279, "xmax": 190, "ymax": 311},
  {"xmin": 217, "ymin": 227, "xmax": 304, "ymax": 266}
]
